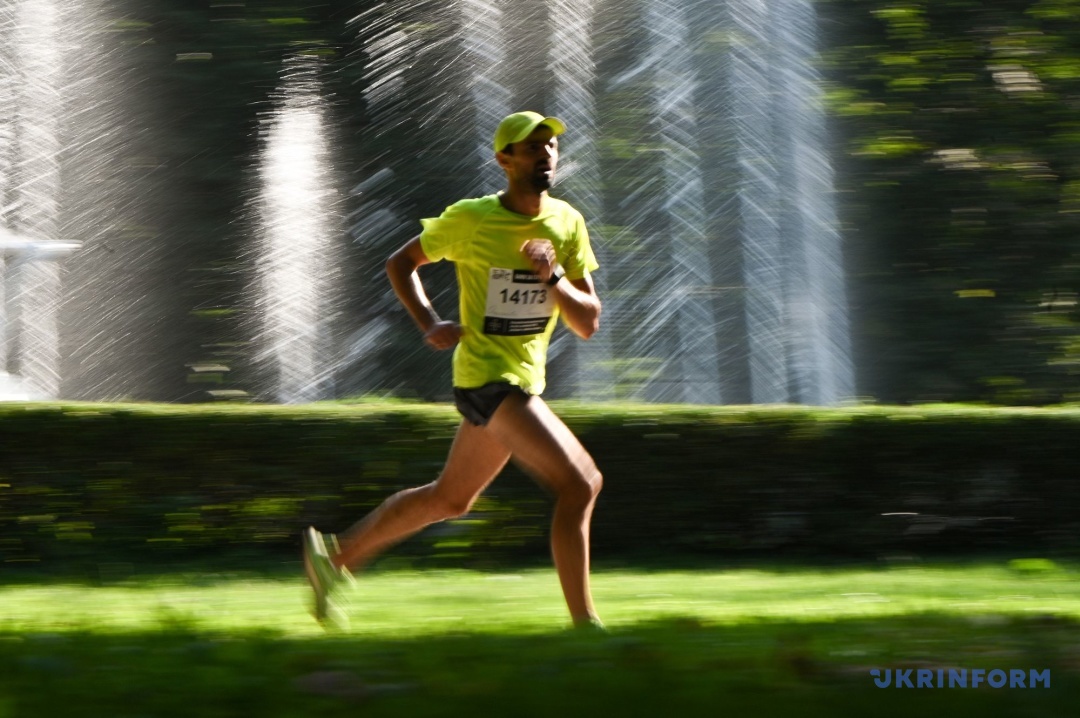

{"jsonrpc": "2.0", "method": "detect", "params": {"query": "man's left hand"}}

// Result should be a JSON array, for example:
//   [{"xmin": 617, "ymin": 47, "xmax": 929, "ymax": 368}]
[{"xmin": 521, "ymin": 239, "xmax": 557, "ymax": 283}]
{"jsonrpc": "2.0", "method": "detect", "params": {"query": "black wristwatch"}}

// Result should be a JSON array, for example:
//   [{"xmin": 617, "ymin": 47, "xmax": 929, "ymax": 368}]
[{"xmin": 546, "ymin": 266, "xmax": 565, "ymax": 286}]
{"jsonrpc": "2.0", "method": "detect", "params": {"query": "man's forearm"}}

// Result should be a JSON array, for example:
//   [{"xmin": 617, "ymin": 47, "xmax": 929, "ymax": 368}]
[
  {"xmin": 386, "ymin": 256, "xmax": 440, "ymax": 333},
  {"xmin": 553, "ymin": 279, "xmax": 601, "ymax": 340}
]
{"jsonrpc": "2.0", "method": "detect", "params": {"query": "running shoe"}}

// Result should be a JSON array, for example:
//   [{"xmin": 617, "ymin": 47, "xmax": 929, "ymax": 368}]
[{"xmin": 302, "ymin": 526, "xmax": 353, "ymax": 629}]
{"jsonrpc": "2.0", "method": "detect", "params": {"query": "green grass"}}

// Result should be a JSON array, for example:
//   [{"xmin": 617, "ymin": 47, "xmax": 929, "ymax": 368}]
[
  {"xmin": 5, "ymin": 562, "xmax": 1080, "ymax": 636},
  {"xmin": 1, "ymin": 562, "xmax": 1078, "ymax": 716}
]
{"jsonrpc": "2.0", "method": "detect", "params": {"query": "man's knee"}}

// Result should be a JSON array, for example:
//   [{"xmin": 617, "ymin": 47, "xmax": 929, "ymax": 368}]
[
  {"xmin": 428, "ymin": 483, "xmax": 477, "ymax": 521},
  {"xmin": 557, "ymin": 465, "xmax": 602, "ymax": 505},
  {"xmin": 590, "ymin": 469, "xmax": 603, "ymax": 497}
]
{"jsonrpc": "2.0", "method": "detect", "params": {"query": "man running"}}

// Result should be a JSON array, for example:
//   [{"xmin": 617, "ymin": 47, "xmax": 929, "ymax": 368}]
[{"xmin": 304, "ymin": 111, "xmax": 604, "ymax": 630}]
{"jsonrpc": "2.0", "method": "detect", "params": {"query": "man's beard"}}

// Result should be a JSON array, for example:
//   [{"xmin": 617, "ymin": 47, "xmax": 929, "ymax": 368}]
[{"xmin": 530, "ymin": 171, "xmax": 553, "ymax": 191}]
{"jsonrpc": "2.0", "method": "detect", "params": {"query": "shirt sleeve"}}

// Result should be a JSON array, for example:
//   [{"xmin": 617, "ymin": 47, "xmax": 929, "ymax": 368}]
[
  {"xmin": 418, "ymin": 201, "xmax": 476, "ymax": 262},
  {"xmin": 563, "ymin": 210, "xmax": 599, "ymax": 280}
]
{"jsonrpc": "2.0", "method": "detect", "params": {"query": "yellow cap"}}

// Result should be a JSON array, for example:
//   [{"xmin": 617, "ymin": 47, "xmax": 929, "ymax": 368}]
[{"xmin": 493, "ymin": 111, "xmax": 566, "ymax": 152}]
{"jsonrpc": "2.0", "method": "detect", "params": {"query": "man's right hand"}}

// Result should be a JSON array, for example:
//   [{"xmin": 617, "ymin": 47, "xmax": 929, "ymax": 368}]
[{"xmin": 423, "ymin": 321, "xmax": 463, "ymax": 350}]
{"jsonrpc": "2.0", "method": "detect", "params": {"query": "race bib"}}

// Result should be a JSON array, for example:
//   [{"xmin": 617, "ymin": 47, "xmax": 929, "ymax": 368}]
[{"xmin": 483, "ymin": 267, "xmax": 554, "ymax": 336}]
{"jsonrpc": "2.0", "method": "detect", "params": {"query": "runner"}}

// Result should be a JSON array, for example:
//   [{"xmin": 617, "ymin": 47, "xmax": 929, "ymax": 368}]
[{"xmin": 304, "ymin": 111, "xmax": 604, "ymax": 630}]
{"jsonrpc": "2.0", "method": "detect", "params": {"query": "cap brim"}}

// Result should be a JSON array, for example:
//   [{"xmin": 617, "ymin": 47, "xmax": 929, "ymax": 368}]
[{"xmin": 509, "ymin": 116, "xmax": 566, "ymax": 145}]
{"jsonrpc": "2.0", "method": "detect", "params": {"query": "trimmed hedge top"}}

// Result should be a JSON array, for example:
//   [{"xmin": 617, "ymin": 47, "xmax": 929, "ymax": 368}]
[{"xmin": 2, "ymin": 401, "xmax": 1079, "ymax": 568}]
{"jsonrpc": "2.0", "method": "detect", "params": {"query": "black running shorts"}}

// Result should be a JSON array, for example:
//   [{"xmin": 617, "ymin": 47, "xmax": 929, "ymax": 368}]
[{"xmin": 453, "ymin": 382, "xmax": 528, "ymax": 426}]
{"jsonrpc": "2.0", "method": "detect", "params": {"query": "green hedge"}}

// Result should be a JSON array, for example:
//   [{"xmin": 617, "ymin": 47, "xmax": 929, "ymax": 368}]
[{"xmin": 1, "ymin": 401, "xmax": 1079, "ymax": 568}]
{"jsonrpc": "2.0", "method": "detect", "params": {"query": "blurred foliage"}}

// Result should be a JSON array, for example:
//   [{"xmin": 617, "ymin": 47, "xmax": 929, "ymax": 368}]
[
  {"xmin": 819, "ymin": 0, "xmax": 1080, "ymax": 404},
  {"xmin": 2, "ymin": 402, "xmax": 1080, "ymax": 568}
]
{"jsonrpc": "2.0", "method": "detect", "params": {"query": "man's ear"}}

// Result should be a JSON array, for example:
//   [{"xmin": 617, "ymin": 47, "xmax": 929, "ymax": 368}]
[{"xmin": 495, "ymin": 149, "xmax": 511, "ymax": 170}]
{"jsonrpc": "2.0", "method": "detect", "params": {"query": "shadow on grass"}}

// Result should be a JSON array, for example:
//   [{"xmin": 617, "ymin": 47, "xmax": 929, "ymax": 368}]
[{"xmin": 1, "ymin": 614, "xmax": 1076, "ymax": 718}]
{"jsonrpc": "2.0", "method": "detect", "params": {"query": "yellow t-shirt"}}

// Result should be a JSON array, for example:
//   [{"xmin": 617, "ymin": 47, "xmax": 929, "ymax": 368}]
[{"xmin": 419, "ymin": 193, "xmax": 599, "ymax": 394}]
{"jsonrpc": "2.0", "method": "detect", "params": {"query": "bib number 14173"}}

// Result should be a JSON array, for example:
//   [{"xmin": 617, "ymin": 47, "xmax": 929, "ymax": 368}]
[{"xmin": 484, "ymin": 268, "xmax": 554, "ymax": 336}]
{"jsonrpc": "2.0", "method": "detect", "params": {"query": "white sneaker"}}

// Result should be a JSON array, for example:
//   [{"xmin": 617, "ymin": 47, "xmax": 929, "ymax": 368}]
[{"xmin": 302, "ymin": 526, "xmax": 353, "ymax": 629}]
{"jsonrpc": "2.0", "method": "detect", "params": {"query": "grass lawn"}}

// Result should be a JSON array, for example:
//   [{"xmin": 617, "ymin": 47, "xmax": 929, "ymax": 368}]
[{"xmin": 1, "ymin": 561, "xmax": 1077, "ymax": 716}]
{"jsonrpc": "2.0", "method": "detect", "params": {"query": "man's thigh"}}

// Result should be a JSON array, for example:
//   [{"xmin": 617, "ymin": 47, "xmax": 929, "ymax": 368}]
[
  {"xmin": 484, "ymin": 392, "xmax": 599, "ymax": 491},
  {"xmin": 432, "ymin": 420, "xmax": 513, "ymax": 503}
]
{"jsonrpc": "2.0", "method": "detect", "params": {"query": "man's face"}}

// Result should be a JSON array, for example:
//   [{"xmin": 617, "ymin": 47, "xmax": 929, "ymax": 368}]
[{"xmin": 498, "ymin": 125, "xmax": 559, "ymax": 191}]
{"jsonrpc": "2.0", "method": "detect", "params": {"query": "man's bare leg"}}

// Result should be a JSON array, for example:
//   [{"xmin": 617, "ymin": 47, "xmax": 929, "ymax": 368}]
[
  {"xmin": 485, "ymin": 392, "xmax": 603, "ymax": 626},
  {"xmin": 330, "ymin": 420, "xmax": 511, "ymax": 572}
]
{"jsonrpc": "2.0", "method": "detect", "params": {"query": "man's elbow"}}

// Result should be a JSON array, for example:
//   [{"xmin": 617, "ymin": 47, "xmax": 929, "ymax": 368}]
[
  {"xmin": 387, "ymin": 239, "xmax": 427, "ymax": 277},
  {"xmin": 386, "ymin": 250, "xmax": 410, "ymax": 278}
]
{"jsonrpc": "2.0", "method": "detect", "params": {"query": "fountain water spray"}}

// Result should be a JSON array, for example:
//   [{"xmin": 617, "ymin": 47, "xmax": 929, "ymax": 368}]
[
  {"xmin": 547, "ymin": 0, "xmax": 614, "ymax": 399},
  {"xmin": 642, "ymin": 0, "xmax": 723, "ymax": 404},
  {"xmin": 0, "ymin": 0, "xmax": 83, "ymax": 400},
  {"xmin": 461, "ymin": 0, "xmax": 512, "ymax": 196},
  {"xmin": 726, "ymin": 0, "xmax": 854, "ymax": 404},
  {"xmin": 0, "ymin": 229, "xmax": 78, "ymax": 399},
  {"xmin": 254, "ymin": 54, "xmax": 340, "ymax": 403},
  {"xmin": 772, "ymin": 0, "xmax": 853, "ymax": 404},
  {"xmin": 729, "ymin": 0, "xmax": 790, "ymax": 404}
]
